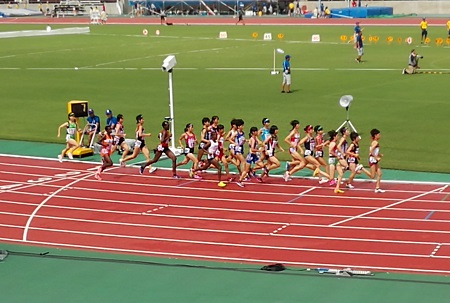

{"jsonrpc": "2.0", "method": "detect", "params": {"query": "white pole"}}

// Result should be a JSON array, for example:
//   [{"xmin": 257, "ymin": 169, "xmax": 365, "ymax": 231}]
[
  {"xmin": 273, "ymin": 48, "xmax": 276, "ymax": 73},
  {"xmin": 168, "ymin": 71, "xmax": 175, "ymax": 150}
]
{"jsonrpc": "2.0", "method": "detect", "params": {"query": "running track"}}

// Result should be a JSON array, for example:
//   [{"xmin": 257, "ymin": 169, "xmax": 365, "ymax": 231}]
[
  {"xmin": 1, "ymin": 16, "xmax": 448, "ymax": 26},
  {"xmin": 1, "ymin": 155, "xmax": 450, "ymax": 274}
]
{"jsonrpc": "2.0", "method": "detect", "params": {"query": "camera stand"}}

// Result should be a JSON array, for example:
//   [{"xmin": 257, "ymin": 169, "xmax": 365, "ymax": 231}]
[
  {"xmin": 336, "ymin": 95, "xmax": 359, "ymax": 133},
  {"xmin": 336, "ymin": 106, "xmax": 359, "ymax": 133}
]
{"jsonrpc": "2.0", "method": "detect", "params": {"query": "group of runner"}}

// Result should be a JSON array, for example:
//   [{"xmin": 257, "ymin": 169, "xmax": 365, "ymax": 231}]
[{"xmin": 58, "ymin": 113, "xmax": 384, "ymax": 192}]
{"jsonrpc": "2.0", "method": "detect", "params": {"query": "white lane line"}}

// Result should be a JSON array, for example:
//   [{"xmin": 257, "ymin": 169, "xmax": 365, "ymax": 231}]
[
  {"xmin": 329, "ymin": 186, "xmax": 447, "ymax": 227},
  {"xmin": 430, "ymin": 243, "xmax": 442, "ymax": 257},
  {"xmin": 270, "ymin": 223, "xmax": 290, "ymax": 235},
  {"xmin": 17, "ymin": 225, "xmax": 441, "ymax": 258},
  {"xmin": 22, "ymin": 173, "xmax": 95, "ymax": 241},
  {"xmin": 3, "ymin": 213, "xmax": 446, "ymax": 246}
]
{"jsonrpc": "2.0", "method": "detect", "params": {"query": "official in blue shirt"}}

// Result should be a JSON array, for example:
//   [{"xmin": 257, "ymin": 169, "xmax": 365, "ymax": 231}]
[
  {"xmin": 85, "ymin": 109, "xmax": 100, "ymax": 147},
  {"xmin": 355, "ymin": 32, "xmax": 364, "ymax": 63},
  {"xmin": 105, "ymin": 109, "xmax": 117, "ymax": 132},
  {"xmin": 353, "ymin": 22, "xmax": 361, "ymax": 45},
  {"xmin": 280, "ymin": 55, "xmax": 291, "ymax": 93}
]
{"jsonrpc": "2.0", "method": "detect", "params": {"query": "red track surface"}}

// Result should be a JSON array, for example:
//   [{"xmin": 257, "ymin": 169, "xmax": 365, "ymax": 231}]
[{"xmin": 1, "ymin": 155, "xmax": 450, "ymax": 274}]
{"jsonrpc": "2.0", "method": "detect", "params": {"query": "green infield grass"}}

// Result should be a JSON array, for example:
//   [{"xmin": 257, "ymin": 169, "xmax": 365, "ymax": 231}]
[{"xmin": 0, "ymin": 24, "xmax": 449, "ymax": 173}]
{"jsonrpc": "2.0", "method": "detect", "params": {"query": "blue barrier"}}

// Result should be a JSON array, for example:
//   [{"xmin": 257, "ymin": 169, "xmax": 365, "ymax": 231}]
[{"xmin": 330, "ymin": 6, "xmax": 393, "ymax": 18}]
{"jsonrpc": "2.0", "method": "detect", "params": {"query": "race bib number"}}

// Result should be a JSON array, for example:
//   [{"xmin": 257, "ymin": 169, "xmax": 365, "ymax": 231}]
[
  {"xmin": 114, "ymin": 137, "xmax": 120, "ymax": 145},
  {"xmin": 369, "ymin": 156, "xmax": 378, "ymax": 164},
  {"xmin": 184, "ymin": 148, "xmax": 190, "ymax": 154},
  {"xmin": 134, "ymin": 140, "xmax": 142, "ymax": 148},
  {"xmin": 157, "ymin": 144, "xmax": 165, "ymax": 152},
  {"xmin": 304, "ymin": 150, "xmax": 312, "ymax": 157},
  {"xmin": 100, "ymin": 148, "xmax": 109, "ymax": 155},
  {"xmin": 315, "ymin": 150, "xmax": 323, "ymax": 158},
  {"xmin": 328, "ymin": 157, "xmax": 337, "ymax": 165},
  {"xmin": 235, "ymin": 146, "xmax": 243, "ymax": 153},
  {"xmin": 347, "ymin": 157, "xmax": 356, "ymax": 163},
  {"xmin": 289, "ymin": 147, "xmax": 296, "ymax": 154}
]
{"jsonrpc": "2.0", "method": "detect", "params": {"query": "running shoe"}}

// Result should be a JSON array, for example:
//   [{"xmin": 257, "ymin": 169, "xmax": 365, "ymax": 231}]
[
  {"xmin": 94, "ymin": 173, "xmax": 102, "ymax": 181},
  {"xmin": 227, "ymin": 177, "xmax": 234, "ymax": 182},
  {"xmin": 329, "ymin": 179, "xmax": 336, "ymax": 186},
  {"xmin": 256, "ymin": 177, "xmax": 263, "ymax": 183},
  {"xmin": 189, "ymin": 169, "xmax": 194, "ymax": 178},
  {"xmin": 355, "ymin": 164, "xmax": 363, "ymax": 172},
  {"xmin": 119, "ymin": 158, "xmax": 126, "ymax": 167},
  {"xmin": 193, "ymin": 174, "xmax": 203, "ymax": 180},
  {"xmin": 57, "ymin": 155, "xmax": 63, "ymax": 163},
  {"xmin": 285, "ymin": 161, "xmax": 290, "ymax": 172},
  {"xmin": 148, "ymin": 167, "xmax": 157, "ymax": 174},
  {"xmin": 375, "ymin": 188, "xmax": 386, "ymax": 193},
  {"xmin": 318, "ymin": 178, "xmax": 328, "ymax": 184},
  {"xmin": 334, "ymin": 189, "xmax": 344, "ymax": 194},
  {"xmin": 173, "ymin": 175, "xmax": 181, "ymax": 179},
  {"xmin": 283, "ymin": 171, "xmax": 290, "ymax": 182},
  {"xmin": 139, "ymin": 166, "xmax": 145, "ymax": 175},
  {"xmin": 218, "ymin": 181, "xmax": 227, "ymax": 188},
  {"xmin": 346, "ymin": 183, "xmax": 355, "ymax": 189},
  {"xmin": 236, "ymin": 182, "xmax": 244, "ymax": 188},
  {"xmin": 313, "ymin": 167, "xmax": 320, "ymax": 177},
  {"xmin": 67, "ymin": 153, "xmax": 73, "ymax": 160}
]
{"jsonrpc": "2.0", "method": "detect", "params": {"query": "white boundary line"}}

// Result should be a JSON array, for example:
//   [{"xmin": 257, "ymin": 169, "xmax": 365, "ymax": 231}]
[{"xmin": 2, "ymin": 237, "xmax": 450, "ymax": 274}]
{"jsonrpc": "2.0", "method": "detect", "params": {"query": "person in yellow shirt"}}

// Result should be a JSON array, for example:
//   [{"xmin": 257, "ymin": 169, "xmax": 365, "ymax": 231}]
[
  {"xmin": 447, "ymin": 20, "xmax": 450, "ymax": 38},
  {"xmin": 420, "ymin": 18, "xmax": 428, "ymax": 43}
]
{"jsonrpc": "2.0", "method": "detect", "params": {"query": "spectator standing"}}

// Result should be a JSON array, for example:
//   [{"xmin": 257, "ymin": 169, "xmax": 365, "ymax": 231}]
[
  {"xmin": 324, "ymin": 7, "xmax": 330, "ymax": 18},
  {"xmin": 420, "ymin": 17, "xmax": 428, "ymax": 43},
  {"xmin": 447, "ymin": 19, "xmax": 450, "ymax": 38},
  {"xmin": 236, "ymin": 8, "xmax": 245, "ymax": 25},
  {"xmin": 160, "ymin": 10, "xmax": 167, "ymax": 24},
  {"xmin": 280, "ymin": 55, "xmax": 291, "ymax": 93}
]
